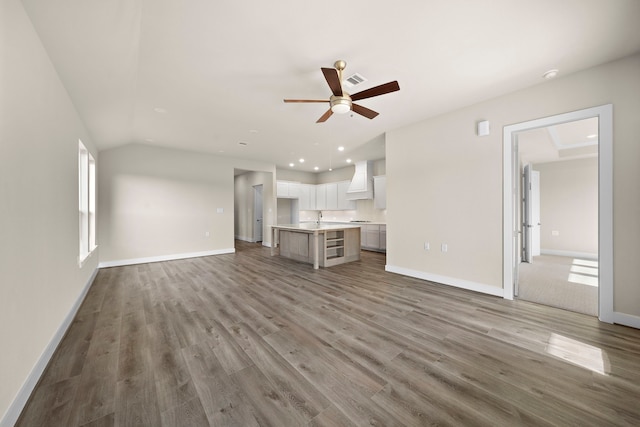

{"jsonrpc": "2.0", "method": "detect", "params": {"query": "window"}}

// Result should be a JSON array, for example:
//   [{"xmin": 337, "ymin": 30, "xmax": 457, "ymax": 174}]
[{"xmin": 79, "ymin": 140, "xmax": 96, "ymax": 265}]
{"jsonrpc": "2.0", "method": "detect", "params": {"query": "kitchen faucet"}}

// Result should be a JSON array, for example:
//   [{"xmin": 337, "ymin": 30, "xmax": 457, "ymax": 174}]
[{"xmin": 317, "ymin": 210, "xmax": 323, "ymax": 224}]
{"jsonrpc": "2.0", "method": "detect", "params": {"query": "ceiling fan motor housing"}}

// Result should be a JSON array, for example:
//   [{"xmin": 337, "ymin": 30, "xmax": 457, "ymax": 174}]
[{"xmin": 330, "ymin": 94, "xmax": 352, "ymax": 114}]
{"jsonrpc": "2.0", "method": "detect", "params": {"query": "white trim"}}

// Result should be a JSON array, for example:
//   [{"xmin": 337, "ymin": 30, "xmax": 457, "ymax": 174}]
[
  {"xmin": 540, "ymin": 249, "xmax": 598, "ymax": 260},
  {"xmin": 503, "ymin": 104, "xmax": 614, "ymax": 323},
  {"xmin": 385, "ymin": 265, "xmax": 504, "ymax": 297},
  {"xmin": 98, "ymin": 248, "xmax": 235, "ymax": 268},
  {"xmin": 613, "ymin": 312, "xmax": 640, "ymax": 330},
  {"xmin": 0, "ymin": 268, "xmax": 98, "ymax": 427},
  {"xmin": 235, "ymin": 235, "xmax": 256, "ymax": 243}
]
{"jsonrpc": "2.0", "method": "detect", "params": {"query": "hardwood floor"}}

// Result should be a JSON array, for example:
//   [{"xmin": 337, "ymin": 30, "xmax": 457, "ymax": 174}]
[{"xmin": 17, "ymin": 241, "xmax": 640, "ymax": 426}]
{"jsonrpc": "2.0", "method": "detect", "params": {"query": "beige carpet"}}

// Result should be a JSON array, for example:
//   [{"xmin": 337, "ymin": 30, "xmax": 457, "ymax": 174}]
[{"xmin": 517, "ymin": 255, "xmax": 598, "ymax": 316}]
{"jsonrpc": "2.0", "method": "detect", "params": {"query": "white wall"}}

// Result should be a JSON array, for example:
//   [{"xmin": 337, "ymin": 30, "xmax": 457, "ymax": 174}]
[
  {"xmin": 535, "ymin": 158, "xmax": 598, "ymax": 256},
  {"xmin": 98, "ymin": 143, "xmax": 236, "ymax": 263},
  {"xmin": 0, "ymin": 0, "xmax": 99, "ymax": 423},
  {"xmin": 387, "ymin": 53, "xmax": 640, "ymax": 317},
  {"xmin": 99, "ymin": 145, "xmax": 277, "ymax": 264}
]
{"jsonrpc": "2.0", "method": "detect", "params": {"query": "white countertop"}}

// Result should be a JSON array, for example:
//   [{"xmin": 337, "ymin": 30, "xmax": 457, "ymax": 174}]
[
  {"xmin": 299, "ymin": 220, "xmax": 386, "ymax": 226},
  {"xmin": 273, "ymin": 223, "xmax": 362, "ymax": 232}
]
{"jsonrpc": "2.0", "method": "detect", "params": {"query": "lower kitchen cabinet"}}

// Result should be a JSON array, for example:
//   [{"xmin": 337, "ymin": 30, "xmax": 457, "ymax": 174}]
[{"xmin": 361, "ymin": 224, "xmax": 386, "ymax": 252}]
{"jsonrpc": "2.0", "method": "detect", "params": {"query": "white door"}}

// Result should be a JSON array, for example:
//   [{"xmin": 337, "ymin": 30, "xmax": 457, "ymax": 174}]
[
  {"xmin": 523, "ymin": 164, "xmax": 541, "ymax": 263},
  {"xmin": 253, "ymin": 185, "xmax": 263, "ymax": 242}
]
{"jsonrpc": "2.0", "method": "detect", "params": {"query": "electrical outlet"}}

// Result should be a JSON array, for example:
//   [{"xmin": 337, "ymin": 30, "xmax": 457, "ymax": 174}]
[
  {"xmin": 424, "ymin": 242, "xmax": 430, "ymax": 251},
  {"xmin": 441, "ymin": 243, "xmax": 448, "ymax": 253},
  {"xmin": 205, "ymin": 231, "xmax": 210, "ymax": 237},
  {"xmin": 552, "ymin": 230, "xmax": 559, "ymax": 236}
]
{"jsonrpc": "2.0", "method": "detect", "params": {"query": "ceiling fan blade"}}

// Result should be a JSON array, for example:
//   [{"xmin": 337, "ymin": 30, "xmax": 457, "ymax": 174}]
[
  {"xmin": 316, "ymin": 109, "xmax": 333, "ymax": 123},
  {"xmin": 321, "ymin": 67, "xmax": 343, "ymax": 97},
  {"xmin": 350, "ymin": 81, "xmax": 400, "ymax": 101},
  {"xmin": 283, "ymin": 99, "xmax": 328, "ymax": 103},
  {"xmin": 352, "ymin": 103, "xmax": 379, "ymax": 120}
]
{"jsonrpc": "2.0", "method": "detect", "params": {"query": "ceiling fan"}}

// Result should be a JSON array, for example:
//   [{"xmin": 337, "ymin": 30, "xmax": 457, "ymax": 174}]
[{"xmin": 284, "ymin": 60, "xmax": 400, "ymax": 123}]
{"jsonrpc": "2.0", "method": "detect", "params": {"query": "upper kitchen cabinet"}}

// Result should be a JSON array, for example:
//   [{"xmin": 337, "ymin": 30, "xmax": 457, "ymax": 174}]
[
  {"xmin": 298, "ymin": 184, "xmax": 316, "ymax": 211},
  {"xmin": 278, "ymin": 180, "xmax": 356, "ymax": 211},
  {"xmin": 325, "ymin": 183, "xmax": 338, "ymax": 210},
  {"xmin": 316, "ymin": 184, "xmax": 327, "ymax": 210},
  {"xmin": 373, "ymin": 176, "xmax": 386, "ymax": 209},
  {"xmin": 276, "ymin": 180, "xmax": 300, "ymax": 198}
]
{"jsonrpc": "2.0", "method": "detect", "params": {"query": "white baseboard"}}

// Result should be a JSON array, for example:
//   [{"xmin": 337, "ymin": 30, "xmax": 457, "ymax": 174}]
[
  {"xmin": 0, "ymin": 267, "xmax": 98, "ymax": 427},
  {"xmin": 613, "ymin": 312, "xmax": 640, "ymax": 329},
  {"xmin": 98, "ymin": 248, "xmax": 235, "ymax": 268},
  {"xmin": 235, "ymin": 235, "xmax": 256, "ymax": 243},
  {"xmin": 541, "ymin": 249, "xmax": 598, "ymax": 260},
  {"xmin": 385, "ymin": 264, "xmax": 504, "ymax": 297}
]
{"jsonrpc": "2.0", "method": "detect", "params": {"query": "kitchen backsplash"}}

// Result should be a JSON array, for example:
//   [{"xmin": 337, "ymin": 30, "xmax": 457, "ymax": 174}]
[{"xmin": 300, "ymin": 199, "xmax": 387, "ymax": 223}]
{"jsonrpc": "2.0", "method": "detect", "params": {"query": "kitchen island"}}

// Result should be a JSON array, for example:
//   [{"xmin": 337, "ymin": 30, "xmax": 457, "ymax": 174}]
[{"xmin": 271, "ymin": 223, "xmax": 361, "ymax": 269}]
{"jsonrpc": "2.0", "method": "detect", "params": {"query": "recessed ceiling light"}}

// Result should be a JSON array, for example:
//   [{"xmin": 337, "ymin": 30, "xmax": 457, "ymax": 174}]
[
  {"xmin": 543, "ymin": 69, "xmax": 559, "ymax": 79},
  {"xmin": 145, "ymin": 138, "xmax": 154, "ymax": 142},
  {"xmin": 289, "ymin": 163, "xmax": 294, "ymax": 167},
  {"xmin": 299, "ymin": 158, "xmax": 305, "ymax": 163},
  {"xmin": 153, "ymin": 107, "xmax": 167, "ymax": 113},
  {"xmin": 249, "ymin": 129, "xmax": 258, "ymax": 133},
  {"xmin": 219, "ymin": 150, "xmax": 225, "ymax": 153},
  {"xmin": 314, "ymin": 166, "xmax": 319, "ymax": 171},
  {"xmin": 329, "ymin": 168, "xmax": 333, "ymax": 171},
  {"xmin": 346, "ymin": 158, "xmax": 352, "ymax": 163},
  {"xmin": 338, "ymin": 146, "xmax": 345, "ymax": 151},
  {"xmin": 587, "ymin": 134, "xmax": 598, "ymax": 139}
]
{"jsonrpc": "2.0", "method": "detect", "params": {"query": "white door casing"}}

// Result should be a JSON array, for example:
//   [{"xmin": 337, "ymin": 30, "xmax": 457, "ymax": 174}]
[{"xmin": 503, "ymin": 104, "xmax": 613, "ymax": 324}]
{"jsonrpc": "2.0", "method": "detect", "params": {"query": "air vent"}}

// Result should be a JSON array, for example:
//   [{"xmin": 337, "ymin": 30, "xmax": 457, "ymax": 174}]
[{"xmin": 343, "ymin": 73, "xmax": 367, "ymax": 88}]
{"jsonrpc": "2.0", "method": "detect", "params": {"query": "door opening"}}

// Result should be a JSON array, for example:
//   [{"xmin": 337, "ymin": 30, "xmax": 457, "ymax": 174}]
[
  {"xmin": 253, "ymin": 184, "xmax": 263, "ymax": 243},
  {"xmin": 503, "ymin": 104, "xmax": 613, "ymax": 323}
]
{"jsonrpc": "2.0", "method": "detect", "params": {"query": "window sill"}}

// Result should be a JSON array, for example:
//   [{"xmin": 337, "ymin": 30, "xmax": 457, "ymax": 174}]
[{"xmin": 78, "ymin": 246, "xmax": 98, "ymax": 268}]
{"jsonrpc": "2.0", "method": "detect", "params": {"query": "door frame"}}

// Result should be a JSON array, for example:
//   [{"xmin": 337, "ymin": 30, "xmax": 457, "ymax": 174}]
[{"xmin": 502, "ymin": 104, "xmax": 613, "ymax": 323}]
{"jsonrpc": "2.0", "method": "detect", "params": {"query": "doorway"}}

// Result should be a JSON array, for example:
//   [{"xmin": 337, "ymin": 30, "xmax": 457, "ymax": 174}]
[
  {"xmin": 253, "ymin": 184, "xmax": 263, "ymax": 243},
  {"xmin": 516, "ymin": 120, "xmax": 599, "ymax": 316},
  {"xmin": 503, "ymin": 104, "xmax": 613, "ymax": 323}
]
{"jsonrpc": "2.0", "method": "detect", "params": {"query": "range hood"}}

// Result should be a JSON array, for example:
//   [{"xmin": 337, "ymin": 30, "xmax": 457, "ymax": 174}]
[{"xmin": 346, "ymin": 161, "xmax": 374, "ymax": 200}]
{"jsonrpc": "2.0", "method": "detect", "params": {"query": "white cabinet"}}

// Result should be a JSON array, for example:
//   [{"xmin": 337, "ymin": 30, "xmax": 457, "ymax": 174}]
[
  {"xmin": 316, "ymin": 184, "xmax": 327, "ymax": 210},
  {"xmin": 277, "ymin": 181, "xmax": 299, "ymax": 198},
  {"xmin": 373, "ymin": 176, "xmax": 386, "ymax": 209},
  {"xmin": 361, "ymin": 224, "xmax": 386, "ymax": 252},
  {"xmin": 298, "ymin": 184, "xmax": 316, "ymax": 210},
  {"xmin": 337, "ymin": 181, "xmax": 357, "ymax": 210},
  {"xmin": 316, "ymin": 183, "xmax": 338, "ymax": 210},
  {"xmin": 278, "ymin": 180, "xmax": 356, "ymax": 211},
  {"xmin": 325, "ymin": 183, "xmax": 338, "ymax": 210}
]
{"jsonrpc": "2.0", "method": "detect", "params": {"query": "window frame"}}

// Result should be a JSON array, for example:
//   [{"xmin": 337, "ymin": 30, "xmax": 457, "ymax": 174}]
[{"xmin": 78, "ymin": 140, "xmax": 97, "ymax": 266}]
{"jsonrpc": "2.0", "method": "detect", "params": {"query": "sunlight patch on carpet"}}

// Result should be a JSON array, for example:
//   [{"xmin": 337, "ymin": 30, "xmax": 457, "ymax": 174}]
[{"xmin": 568, "ymin": 258, "xmax": 599, "ymax": 287}]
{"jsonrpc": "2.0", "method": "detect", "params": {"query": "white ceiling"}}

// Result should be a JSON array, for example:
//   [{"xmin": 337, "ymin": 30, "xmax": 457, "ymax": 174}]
[
  {"xmin": 21, "ymin": 0, "xmax": 640, "ymax": 172},
  {"xmin": 518, "ymin": 117, "xmax": 599, "ymax": 165}
]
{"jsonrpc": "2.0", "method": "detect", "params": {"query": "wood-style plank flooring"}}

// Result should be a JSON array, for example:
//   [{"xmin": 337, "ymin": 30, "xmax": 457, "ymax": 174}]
[{"xmin": 17, "ymin": 241, "xmax": 640, "ymax": 426}]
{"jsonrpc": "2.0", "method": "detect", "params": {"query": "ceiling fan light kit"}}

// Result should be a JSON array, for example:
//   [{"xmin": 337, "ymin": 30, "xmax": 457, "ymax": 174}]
[
  {"xmin": 330, "ymin": 94, "xmax": 352, "ymax": 114},
  {"xmin": 284, "ymin": 60, "xmax": 400, "ymax": 122}
]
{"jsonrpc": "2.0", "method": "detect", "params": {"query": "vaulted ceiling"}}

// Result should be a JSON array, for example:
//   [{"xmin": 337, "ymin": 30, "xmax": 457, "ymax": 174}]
[{"xmin": 21, "ymin": 0, "xmax": 640, "ymax": 172}]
